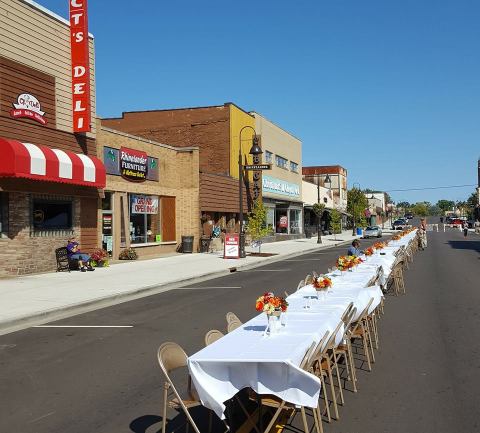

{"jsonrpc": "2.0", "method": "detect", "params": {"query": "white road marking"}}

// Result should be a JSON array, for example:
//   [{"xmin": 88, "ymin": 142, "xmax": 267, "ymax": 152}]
[
  {"xmin": 28, "ymin": 411, "xmax": 56, "ymax": 423},
  {"xmin": 33, "ymin": 325, "xmax": 133, "ymax": 328},
  {"xmin": 176, "ymin": 286, "xmax": 242, "ymax": 290}
]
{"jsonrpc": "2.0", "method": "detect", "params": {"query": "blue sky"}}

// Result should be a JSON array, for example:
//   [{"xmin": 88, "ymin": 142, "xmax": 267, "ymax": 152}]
[{"xmin": 40, "ymin": 0, "xmax": 480, "ymax": 203}]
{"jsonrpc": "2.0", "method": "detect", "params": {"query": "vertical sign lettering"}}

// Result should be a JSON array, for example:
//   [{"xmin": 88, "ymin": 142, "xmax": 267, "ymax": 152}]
[{"xmin": 69, "ymin": 0, "xmax": 91, "ymax": 132}]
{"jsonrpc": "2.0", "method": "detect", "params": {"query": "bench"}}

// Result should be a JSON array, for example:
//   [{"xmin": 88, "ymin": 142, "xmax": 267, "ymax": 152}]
[{"xmin": 55, "ymin": 247, "xmax": 79, "ymax": 272}]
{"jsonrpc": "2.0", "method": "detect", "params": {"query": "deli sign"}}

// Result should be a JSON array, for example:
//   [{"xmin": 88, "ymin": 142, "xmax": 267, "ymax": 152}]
[
  {"xmin": 10, "ymin": 93, "xmax": 47, "ymax": 125},
  {"xmin": 120, "ymin": 147, "xmax": 148, "ymax": 182},
  {"xmin": 69, "ymin": 0, "xmax": 91, "ymax": 133}
]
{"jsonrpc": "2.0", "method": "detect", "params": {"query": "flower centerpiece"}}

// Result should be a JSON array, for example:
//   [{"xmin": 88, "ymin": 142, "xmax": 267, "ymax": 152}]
[
  {"xmin": 364, "ymin": 246, "xmax": 375, "ymax": 256},
  {"xmin": 336, "ymin": 255, "xmax": 353, "ymax": 272},
  {"xmin": 90, "ymin": 249, "xmax": 109, "ymax": 267},
  {"xmin": 392, "ymin": 233, "xmax": 402, "ymax": 241},
  {"xmin": 256, "ymin": 292, "xmax": 288, "ymax": 335},
  {"xmin": 351, "ymin": 255, "xmax": 364, "ymax": 266},
  {"xmin": 373, "ymin": 241, "xmax": 385, "ymax": 250},
  {"xmin": 255, "ymin": 292, "xmax": 288, "ymax": 315},
  {"xmin": 313, "ymin": 275, "xmax": 333, "ymax": 290}
]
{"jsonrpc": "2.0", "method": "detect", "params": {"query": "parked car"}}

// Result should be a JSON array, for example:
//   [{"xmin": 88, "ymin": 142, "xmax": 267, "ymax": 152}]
[
  {"xmin": 450, "ymin": 218, "xmax": 464, "ymax": 227},
  {"xmin": 392, "ymin": 219, "xmax": 408, "ymax": 230},
  {"xmin": 404, "ymin": 213, "xmax": 414, "ymax": 220},
  {"xmin": 363, "ymin": 226, "xmax": 383, "ymax": 238}
]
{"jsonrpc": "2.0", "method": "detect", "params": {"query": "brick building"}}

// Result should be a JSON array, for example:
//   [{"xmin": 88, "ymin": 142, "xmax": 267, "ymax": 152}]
[
  {"xmin": 0, "ymin": 0, "xmax": 105, "ymax": 277},
  {"xmin": 97, "ymin": 122, "xmax": 200, "ymax": 258},
  {"xmin": 102, "ymin": 103, "xmax": 256, "ymax": 236}
]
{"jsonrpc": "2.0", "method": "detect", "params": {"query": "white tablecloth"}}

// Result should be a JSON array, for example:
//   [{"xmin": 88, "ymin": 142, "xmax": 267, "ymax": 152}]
[{"xmin": 188, "ymin": 232, "xmax": 417, "ymax": 419}]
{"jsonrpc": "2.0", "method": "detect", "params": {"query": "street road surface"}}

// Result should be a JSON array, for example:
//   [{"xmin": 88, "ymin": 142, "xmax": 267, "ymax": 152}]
[{"xmin": 1, "ymin": 226, "xmax": 479, "ymax": 433}]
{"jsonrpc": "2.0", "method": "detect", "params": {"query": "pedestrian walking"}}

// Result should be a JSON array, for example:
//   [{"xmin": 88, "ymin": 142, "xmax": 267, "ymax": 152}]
[
  {"xmin": 463, "ymin": 222, "xmax": 468, "ymax": 238},
  {"xmin": 418, "ymin": 218, "xmax": 427, "ymax": 250}
]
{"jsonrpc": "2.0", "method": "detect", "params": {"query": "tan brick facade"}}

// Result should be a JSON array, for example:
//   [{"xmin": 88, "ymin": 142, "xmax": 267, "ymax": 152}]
[{"xmin": 98, "ymin": 124, "xmax": 200, "ymax": 257}]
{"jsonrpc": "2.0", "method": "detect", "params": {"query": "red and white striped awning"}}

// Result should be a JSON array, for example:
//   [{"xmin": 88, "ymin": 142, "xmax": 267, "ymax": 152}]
[{"xmin": 0, "ymin": 137, "xmax": 106, "ymax": 188}]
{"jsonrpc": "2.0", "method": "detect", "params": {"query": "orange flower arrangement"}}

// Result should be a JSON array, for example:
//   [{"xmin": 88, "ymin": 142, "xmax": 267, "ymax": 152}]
[
  {"xmin": 255, "ymin": 292, "xmax": 288, "ymax": 314},
  {"xmin": 373, "ymin": 241, "xmax": 386, "ymax": 250},
  {"xmin": 351, "ymin": 255, "xmax": 364, "ymax": 266},
  {"xmin": 365, "ymin": 246, "xmax": 375, "ymax": 256},
  {"xmin": 313, "ymin": 275, "xmax": 333, "ymax": 289},
  {"xmin": 336, "ymin": 255, "xmax": 353, "ymax": 271},
  {"xmin": 392, "ymin": 234, "xmax": 401, "ymax": 240}
]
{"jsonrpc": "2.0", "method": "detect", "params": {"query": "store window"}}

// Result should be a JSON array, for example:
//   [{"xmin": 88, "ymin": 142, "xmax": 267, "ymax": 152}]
[
  {"xmin": 265, "ymin": 151, "xmax": 273, "ymax": 164},
  {"xmin": 32, "ymin": 199, "xmax": 73, "ymax": 230},
  {"xmin": 0, "ymin": 192, "xmax": 8, "ymax": 238},
  {"xmin": 102, "ymin": 191, "xmax": 113, "ymax": 211},
  {"xmin": 266, "ymin": 206, "xmax": 275, "ymax": 234},
  {"xmin": 275, "ymin": 155, "xmax": 288, "ymax": 170},
  {"xmin": 290, "ymin": 161, "xmax": 299, "ymax": 173},
  {"xmin": 129, "ymin": 194, "xmax": 161, "ymax": 244},
  {"xmin": 289, "ymin": 209, "xmax": 302, "ymax": 234}
]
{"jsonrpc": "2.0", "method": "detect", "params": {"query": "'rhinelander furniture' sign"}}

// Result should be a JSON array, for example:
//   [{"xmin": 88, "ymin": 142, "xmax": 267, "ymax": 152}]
[
  {"xmin": 103, "ymin": 147, "xmax": 159, "ymax": 182},
  {"xmin": 120, "ymin": 147, "xmax": 148, "ymax": 182}
]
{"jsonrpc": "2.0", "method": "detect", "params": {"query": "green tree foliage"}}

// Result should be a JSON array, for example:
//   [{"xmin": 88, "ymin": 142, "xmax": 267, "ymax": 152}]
[
  {"xmin": 467, "ymin": 191, "xmax": 479, "ymax": 208},
  {"xmin": 347, "ymin": 188, "xmax": 368, "ymax": 227},
  {"xmin": 436, "ymin": 199, "xmax": 455, "ymax": 213},
  {"xmin": 246, "ymin": 200, "xmax": 271, "ymax": 251},
  {"xmin": 396, "ymin": 201, "xmax": 411, "ymax": 210},
  {"xmin": 412, "ymin": 202, "xmax": 428, "ymax": 216},
  {"xmin": 312, "ymin": 202, "xmax": 325, "ymax": 217},
  {"xmin": 329, "ymin": 209, "xmax": 342, "ymax": 239}
]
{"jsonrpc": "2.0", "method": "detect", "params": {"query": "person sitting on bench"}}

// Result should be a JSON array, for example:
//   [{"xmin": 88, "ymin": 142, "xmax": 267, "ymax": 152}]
[{"xmin": 66, "ymin": 237, "xmax": 95, "ymax": 272}]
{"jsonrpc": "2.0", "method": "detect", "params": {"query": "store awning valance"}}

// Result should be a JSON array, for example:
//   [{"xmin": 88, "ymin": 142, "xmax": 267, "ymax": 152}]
[{"xmin": 0, "ymin": 137, "xmax": 106, "ymax": 188}]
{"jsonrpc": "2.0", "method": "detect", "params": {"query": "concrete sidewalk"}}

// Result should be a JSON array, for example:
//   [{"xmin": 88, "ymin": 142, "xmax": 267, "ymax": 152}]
[{"xmin": 0, "ymin": 231, "xmax": 359, "ymax": 335}]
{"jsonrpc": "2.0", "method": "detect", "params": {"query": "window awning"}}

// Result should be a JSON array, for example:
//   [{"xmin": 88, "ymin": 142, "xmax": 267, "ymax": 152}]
[{"xmin": 0, "ymin": 137, "xmax": 106, "ymax": 188}]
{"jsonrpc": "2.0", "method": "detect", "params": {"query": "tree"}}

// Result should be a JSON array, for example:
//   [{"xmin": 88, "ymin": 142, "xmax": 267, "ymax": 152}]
[
  {"xmin": 329, "ymin": 209, "xmax": 342, "ymax": 239},
  {"xmin": 467, "ymin": 191, "xmax": 479, "ymax": 208},
  {"xmin": 396, "ymin": 201, "xmax": 411, "ymax": 210},
  {"xmin": 246, "ymin": 200, "xmax": 270, "ymax": 253},
  {"xmin": 412, "ymin": 202, "xmax": 428, "ymax": 216},
  {"xmin": 436, "ymin": 199, "xmax": 455, "ymax": 213},
  {"xmin": 347, "ymin": 188, "xmax": 368, "ymax": 228}
]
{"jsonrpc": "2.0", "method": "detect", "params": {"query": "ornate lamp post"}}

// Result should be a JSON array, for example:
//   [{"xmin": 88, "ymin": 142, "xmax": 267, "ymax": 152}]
[
  {"xmin": 238, "ymin": 126, "xmax": 262, "ymax": 258},
  {"xmin": 351, "ymin": 182, "xmax": 360, "ymax": 235}
]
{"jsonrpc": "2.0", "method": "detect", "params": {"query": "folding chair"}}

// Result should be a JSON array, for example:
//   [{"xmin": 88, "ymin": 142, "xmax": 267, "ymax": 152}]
[
  {"xmin": 297, "ymin": 279, "xmax": 306, "ymax": 290},
  {"xmin": 334, "ymin": 306, "xmax": 358, "ymax": 392},
  {"xmin": 227, "ymin": 319, "xmax": 242, "ymax": 333},
  {"xmin": 226, "ymin": 312, "xmax": 240, "ymax": 326},
  {"xmin": 348, "ymin": 298, "xmax": 375, "ymax": 372},
  {"xmin": 205, "ymin": 329, "xmax": 224, "ymax": 346},
  {"xmin": 157, "ymin": 342, "xmax": 204, "ymax": 433},
  {"xmin": 250, "ymin": 342, "xmax": 322, "ymax": 433},
  {"xmin": 305, "ymin": 274, "xmax": 314, "ymax": 285}
]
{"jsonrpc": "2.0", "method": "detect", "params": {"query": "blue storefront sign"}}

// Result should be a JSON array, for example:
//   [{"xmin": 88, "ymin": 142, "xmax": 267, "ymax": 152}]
[{"xmin": 262, "ymin": 175, "xmax": 300, "ymax": 198}]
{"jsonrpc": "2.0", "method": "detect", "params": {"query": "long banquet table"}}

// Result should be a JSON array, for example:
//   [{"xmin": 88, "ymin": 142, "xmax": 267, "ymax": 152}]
[{"xmin": 188, "ymin": 230, "xmax": 418, "ymax": 419}]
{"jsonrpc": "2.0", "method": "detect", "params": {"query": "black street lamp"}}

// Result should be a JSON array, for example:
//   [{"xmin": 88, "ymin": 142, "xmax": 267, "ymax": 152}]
[
  {"xmin": 238, "ymin": 126, "xmax": 262, "ymax": 259},
  {"xmin": 351, "ymin": 182, "xmax": 360, "ymax": 235}
]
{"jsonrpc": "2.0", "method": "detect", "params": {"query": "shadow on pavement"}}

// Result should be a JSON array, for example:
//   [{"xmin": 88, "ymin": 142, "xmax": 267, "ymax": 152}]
[{"xmin": 446, "ymin": 240, "xmax": 480, "ymax": 253}]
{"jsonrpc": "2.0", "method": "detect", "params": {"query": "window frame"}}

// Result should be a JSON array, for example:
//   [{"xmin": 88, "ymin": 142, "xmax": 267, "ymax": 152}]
[
  {"xmin": 31, "ymin": 198, "xmax": 74, "ymax": 231},
  {"xmin": 290, "ymin": 161, "xmax": 299, "ymax": 173},
  {"xmin": 265, "ymin": 150, "xmax": 273, "ymax": 164},
  {"xmin": 275, "ymin": 154, "xmax": 289, "ymax": 170},
  {"xmin": 128, "ymin": 193, "xmax": 162, "ymax": 245}
]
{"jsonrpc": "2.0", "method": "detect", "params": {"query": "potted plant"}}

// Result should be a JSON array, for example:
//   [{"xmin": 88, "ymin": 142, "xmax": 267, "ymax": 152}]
[
  {"xmin": 119, "ymin": 247, "xmax": 138, "ymax": 260},
  {"xmin": 90, "ymin": 249, "xmax": 109, "ymax": 267}
]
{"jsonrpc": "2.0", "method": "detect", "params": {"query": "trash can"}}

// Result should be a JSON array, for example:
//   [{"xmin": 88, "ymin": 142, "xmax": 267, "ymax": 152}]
[
  {"xmin": 356, "ymin": 228, "xmax": 363, "ymax": 236},
  {"xmin": 304, "ymin": 227, "xmax": 311, "ymax": 239},
  {"xmin": 181, "ymin": 235, "xmax": 194, "ymax": 253},
  {"xmin": 200, "ymin": 236, "xmax": 211, "ymax": 253}
]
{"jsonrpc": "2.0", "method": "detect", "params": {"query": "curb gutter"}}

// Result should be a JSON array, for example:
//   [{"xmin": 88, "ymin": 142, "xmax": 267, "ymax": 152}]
[{"xmin": 0, "ymin": 238, "xmax": 354, "ymax": 336}]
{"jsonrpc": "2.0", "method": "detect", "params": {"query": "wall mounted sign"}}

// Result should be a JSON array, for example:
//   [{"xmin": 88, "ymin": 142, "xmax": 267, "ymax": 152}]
[
  {"xmin": 104, "ymin": 147, "xmax": 159, "ymax": 181},
  {"xmin": 120, "ymin": 147, "xmax": 148, "ymax": 182},
  {"xmin": 10, "ymin": 93, "xmax": 47, "ymax": 125},
  {"xmin": 224, "ymin": 234, "xmax": 240, "ymax": 259},
  {"xmin": 131, "ymin": 195, "xmax": 159, "ymax": 214},
  {"xmin": 262, "ymin": 175, "xmax": 300, "ymax": 198},
  {"xmin": 69, "ymin": 0, "xmax": 91, "ymax": 132}
]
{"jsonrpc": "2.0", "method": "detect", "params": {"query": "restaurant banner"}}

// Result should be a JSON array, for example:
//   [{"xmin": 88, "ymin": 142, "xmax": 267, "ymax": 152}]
[
  {"xmin": 131, "ymin": 195, "xmax": 158, "ymax": 214},
  {"xmin": 120, "ymin": 147, "xmax": 148, "ymax": 181},
  {"xmin": 69, "ymin": 0, "xmax": 91, "ymax": 132}
]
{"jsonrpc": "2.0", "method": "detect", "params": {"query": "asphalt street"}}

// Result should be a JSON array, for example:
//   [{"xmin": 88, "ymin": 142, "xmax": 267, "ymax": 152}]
[{"xmin": 1, "ymin": 226, "xmax": 479, "ymax": 433}]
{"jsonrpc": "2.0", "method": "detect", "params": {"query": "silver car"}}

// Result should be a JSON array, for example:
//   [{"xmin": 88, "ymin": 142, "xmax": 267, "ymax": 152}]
[{"xmin": 363, "ymin": 225, "xmax": 383, "ymax": 238}]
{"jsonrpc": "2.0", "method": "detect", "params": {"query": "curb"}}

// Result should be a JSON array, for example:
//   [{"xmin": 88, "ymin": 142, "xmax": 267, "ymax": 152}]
[{"xmin": 0, "ymin": 238, "xmax": 354, "ymax": 336}]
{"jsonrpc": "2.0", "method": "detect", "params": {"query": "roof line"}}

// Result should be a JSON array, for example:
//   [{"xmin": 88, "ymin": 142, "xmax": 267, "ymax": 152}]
[
  {"xmin": 250, "ymin": 111, "xmax": 302, "ymax": 142},
  {"xmin": 21, "ymin": 0, "xmax": 94, "ymax": 38}
]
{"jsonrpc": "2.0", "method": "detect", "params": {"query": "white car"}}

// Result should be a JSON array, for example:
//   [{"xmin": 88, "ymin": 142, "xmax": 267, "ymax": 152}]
[{"xmin": 363, "ymin": 226, "xmax": 383, "ymax": 238}]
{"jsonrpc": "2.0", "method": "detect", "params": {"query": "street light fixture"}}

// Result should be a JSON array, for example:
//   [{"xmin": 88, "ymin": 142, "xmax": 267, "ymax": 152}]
[
  {"xmin": 238, "ymin": 126, "xmax": 262, "ymax": 259},
  {"xmin": 352, "ymin": 182, "xmax": 360, "ymax": 235}
]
